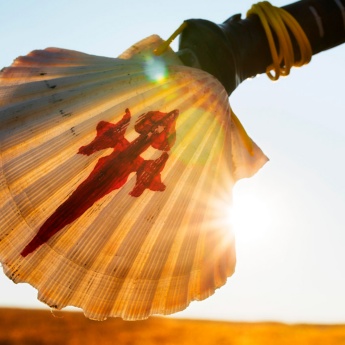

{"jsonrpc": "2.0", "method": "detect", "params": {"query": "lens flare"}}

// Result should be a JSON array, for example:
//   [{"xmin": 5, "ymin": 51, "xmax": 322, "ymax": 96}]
[{"xmin": 144, "ymin": 55, "xmax": 168, "ymax": 83}]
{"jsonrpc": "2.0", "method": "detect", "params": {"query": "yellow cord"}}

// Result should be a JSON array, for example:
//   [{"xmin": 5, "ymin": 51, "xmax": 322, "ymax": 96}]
[
  {"xmin": 154, "ymin": 22, "xmax": 188, "ymax": 56},
  {"xmin": 247, "ymin": 1, "xmax": 312, "ymax": 80}
]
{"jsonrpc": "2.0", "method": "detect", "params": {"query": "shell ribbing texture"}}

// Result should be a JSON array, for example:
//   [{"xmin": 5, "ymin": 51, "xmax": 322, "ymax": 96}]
[{"xmin": 0, "ymin": 35, "xmax": 268, "ymax": 320}]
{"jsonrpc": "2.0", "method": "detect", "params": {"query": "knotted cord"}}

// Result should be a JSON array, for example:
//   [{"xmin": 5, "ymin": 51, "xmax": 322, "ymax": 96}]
[
  {"xmin": 156, "ymin": 2, "xmax": 312, "ymax": 81},
  {"xmin": 247, "ymin": 1, "xmax": 312, "ymax": 80}
]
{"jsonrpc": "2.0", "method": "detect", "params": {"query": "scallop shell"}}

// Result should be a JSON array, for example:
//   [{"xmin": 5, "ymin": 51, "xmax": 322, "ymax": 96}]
[{"xmin": 0, "ymin": 35, "xmax": 268, "ymax": 320}]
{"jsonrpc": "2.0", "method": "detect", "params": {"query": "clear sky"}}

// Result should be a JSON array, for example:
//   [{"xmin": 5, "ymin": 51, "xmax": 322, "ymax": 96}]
[{"xmin": 0, "ymin": 0, "xmax": 344, "ymax": 324}]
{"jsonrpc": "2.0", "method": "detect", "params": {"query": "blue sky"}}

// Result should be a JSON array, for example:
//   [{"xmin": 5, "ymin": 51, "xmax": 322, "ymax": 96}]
[{"xmin": 1, "ymin": 0, "xmax": 345, "ymax": 323}]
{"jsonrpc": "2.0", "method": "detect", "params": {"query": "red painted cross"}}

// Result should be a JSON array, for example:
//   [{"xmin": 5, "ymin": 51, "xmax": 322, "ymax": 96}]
[{"xmin": 21, "ymin": 108, "xmax": 179, "ymax": 257}]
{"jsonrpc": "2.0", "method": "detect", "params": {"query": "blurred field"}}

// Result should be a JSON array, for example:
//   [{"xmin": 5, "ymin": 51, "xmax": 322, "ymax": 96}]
[{"xmin": 0, "ymin": 308, "xmax": 344, "ymax": 345}]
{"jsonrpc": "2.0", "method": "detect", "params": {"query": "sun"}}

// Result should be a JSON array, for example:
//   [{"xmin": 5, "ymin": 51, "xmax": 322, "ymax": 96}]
[{"xmin": 230, "ymin": 183, "xmax": 273, "ymax": 245}]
